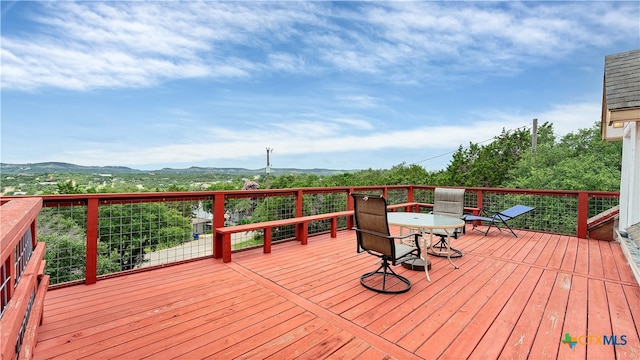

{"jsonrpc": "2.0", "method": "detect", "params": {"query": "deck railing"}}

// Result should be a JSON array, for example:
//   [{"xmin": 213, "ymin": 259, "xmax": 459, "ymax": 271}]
[
  {"xmin": 0, "ymin": 197, "xmax": 48, "ymax": 359},
  {"xmin": 0, "ymin": 186, "xmax": 625, "ymax": 359},
  {"xmin": 1, "ymin": 186, "xmax": 619, "ymax": 289}
]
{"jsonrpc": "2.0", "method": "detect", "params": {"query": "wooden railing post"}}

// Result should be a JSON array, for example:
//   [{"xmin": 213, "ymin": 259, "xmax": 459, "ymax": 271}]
[
  {"xmin": 213, "ymin": 193, "xmax": 226, "ymax": 260},
  {"xmin": 85, "ymin": 198, "xmax": 98, "ymax": 285},
  {"xmin": 295, "ymin": 190, "xmax": 304, "ymax": 217},
  {"xmin": 347, "ymin": 188, "xmax": 355, "ymax": 230},
  {"xmin": 577, "ymin": 192, "xmax": 589, "ymax": 239},
  {"xmin": 476, "ymin": 190, "xmax": 484, "ymax": 215},
  {"xmin": 295, "ymin": 190, "xmax": 304, "ymax": 242},
  {"xmin": 407, "ymin": 186, "xmax": 415, "ymax": 203}
]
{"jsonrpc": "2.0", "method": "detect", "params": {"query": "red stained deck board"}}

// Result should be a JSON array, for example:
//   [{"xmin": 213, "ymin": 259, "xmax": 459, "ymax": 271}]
[
  {"xmin": 36, "ymin": 283, "xmax": 268, "ymax": 356},
  {"xmin": 587, "ymin": 278, "xmax": 616, "ymax": 359},
  {"xmin": 547, "ymin": 236, "xmax": 570, "ymax": 269},
  {"xmin": 33, "ymin": 229, "xmax": 639, "ymax": 360},
  {"xmin": 561, "ymin": 237, "xmax": 580, "ymax": 272},
  {"xmin": 605, "ymin": 283, "xmax": 640, "ymax": 359},
  {"xmin": 490, "ymin": 230, "xmax": 534, "ymax": 259},
  {"xmin": 380, "ymin": 256, "xmax": 490, "ymax": 344},
  {"xmin": 63, "ymin": 291, "xmax": 290, "ymax": 359},
  {"xmin": 318, "ymin": 337, "xmax": 374, "ymax": 359},
  {"xmin": 467, "ymin": 267, "xmax": 546, "ymax": 360},
  {"xmin": 261, "ymin": 323, "xmax": 346, "ymax": 360},
  {"xmin": 499, "ymin": 269, "xmax": 558, "ymax": 359},
  {"xmin": 40, "ymin": 274, "xmax": 251, "ymax": 339},
  {"xmin": 528, "ymin": 272, "xmax": 573, "ymax": 359},
  {"xmin": 534, "ymin": 233, "xmax": 564, "ymax": 267},
  {"xmin": 396, "ymin": 260, "xmax": 508, "ymax": 352},
  {"xmin": 611, "ymin": 243, "xmax": 640, "ymax": 284},
  {"xmin": 574, "ymin": 237, "xmax": 590, "ymax": 274},
  {"xmin": 557, "ymin": 275, "xmax": 589, "ymax": 360},
  {"xmin": 588, "ymin": 239, "xmax": 605, "ymax": 278},
  {"xmin": 154, "ymin": 305, "xmax": 308, "ymax": 359},
  {"xmin": 437, "ymin": 263, "xmax": 531, "ymax": 359},
  {"xmin": 511, "ymin": 231, "xmax": 543, "ymax": 262},
  {"xmin": 416, "ymin": 262, "xmax": 524, "ymax": 359},
  {"xmin": 623, "ymin": 285, "xmax": 640, "ymax": 331},
  {"xmin": 227, "ymin": 315, "xmax": 325, "ymax": 360},
  {"xmin": 600, "ymin": 241, "xmax": 622, "ymax": 281},
  {"xmin": 362, "ymin": 255, "xmax": 482, "ymax": 335},
  {"xmin": 521, "ymin": 232, "xmax": 552, "ymax": 264},
  {"xmin": 115, "ymin": 299, "xmax": 300, "ymax": 359}
]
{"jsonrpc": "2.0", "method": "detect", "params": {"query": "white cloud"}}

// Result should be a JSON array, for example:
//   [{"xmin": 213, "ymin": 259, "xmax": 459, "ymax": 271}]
[
  {"xmin": 1, "ymin": 1, "xmax": 633, "ymax": 171},
  {"xmin": 2, "ymin": 1, "xmax": 637, "ymax": 91},
  {"xmin": 46, "ymin": 105, "xmax": 578, "ymax": 168},
  {"xmin": 536, "ymin": 102, "xmax": 602, "ymax": 136}
]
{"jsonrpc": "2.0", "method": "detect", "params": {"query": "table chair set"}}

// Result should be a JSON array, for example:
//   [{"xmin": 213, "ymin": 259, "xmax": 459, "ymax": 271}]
[{"xmin": 351, "ymin": 190, "xmax": 535, "ymax": 294}]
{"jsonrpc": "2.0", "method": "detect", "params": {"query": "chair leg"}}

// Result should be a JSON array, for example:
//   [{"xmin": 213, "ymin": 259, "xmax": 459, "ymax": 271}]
[
  {"xmin": 501, "ymin": 220, "xmax": 518, "ymax": 237},
  {"xmin": 360, "ymin": 260, "xmax": 412, "ymax": 294},
  {"xmin": 484, "ymin": 222, "xmax": 493, "ymax": 235},
  {"xmin": 427, "ymin": 236, "xmax": 462, "ymax": 258}
]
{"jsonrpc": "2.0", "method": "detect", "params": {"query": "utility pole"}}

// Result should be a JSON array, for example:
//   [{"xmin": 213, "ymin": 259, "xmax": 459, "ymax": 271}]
[
  {"xmin": 266, "ymin": 147, "xmax": 273, "ymax": 189},
  {"xmin": 532, "ymin": 118, "xmax": 538, "ymax": 152}
]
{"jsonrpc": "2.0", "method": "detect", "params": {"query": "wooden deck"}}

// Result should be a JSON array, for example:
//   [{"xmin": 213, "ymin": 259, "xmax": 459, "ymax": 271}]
[{"xmin": 34, "ymin": 227, "xmax": 640, "ymax": 359}]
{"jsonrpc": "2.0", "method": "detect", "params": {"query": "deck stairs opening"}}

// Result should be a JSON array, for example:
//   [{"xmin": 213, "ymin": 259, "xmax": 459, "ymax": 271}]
[{"xmin": 587, "ymin": 205, "xmax": 619, "ymax": 241}]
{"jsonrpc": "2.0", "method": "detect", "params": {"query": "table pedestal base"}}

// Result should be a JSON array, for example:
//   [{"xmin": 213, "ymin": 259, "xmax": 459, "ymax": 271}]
[
  {"xmin": 402, "ymin": 258, "xmax": 431, "ymax": 271},
  {"xmin": 427, "ymin": 247, "xmax": 463, "ymax": 258}
]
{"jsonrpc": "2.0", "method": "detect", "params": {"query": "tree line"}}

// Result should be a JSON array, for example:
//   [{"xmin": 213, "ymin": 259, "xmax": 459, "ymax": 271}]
[{"xmin": 267, "ymin": 122, "xmax": 621, "ymax": 192}]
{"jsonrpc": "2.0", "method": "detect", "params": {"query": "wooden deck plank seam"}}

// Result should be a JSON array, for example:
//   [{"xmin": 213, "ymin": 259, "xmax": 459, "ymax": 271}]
[
  {"xmin": 227, "ymin": 261, "xmax": 423, "ymax": 360},
  {"xmin": 460, "ymin": 252, "xmax": 640, "ymax": 287}
]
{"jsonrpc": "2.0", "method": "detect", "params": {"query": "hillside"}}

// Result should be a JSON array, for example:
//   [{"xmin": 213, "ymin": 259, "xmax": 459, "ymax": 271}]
[{"xmin": 0, "ymin": 162, "xmax": 351, "ymax": 176}]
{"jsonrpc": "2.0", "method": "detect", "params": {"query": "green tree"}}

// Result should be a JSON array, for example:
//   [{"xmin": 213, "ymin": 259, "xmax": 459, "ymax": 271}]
[
  {"xmin": 270, "ymin": 174, "xmax": 323, "ymax": 188},
  {"xmin": 443, "ymin": 122, "xmax": 556, "ymax": 188},
  {"xmin": 39, "ymin": 213, "xmax": 87, "ymax": 283},
  {"xmin": 40, "ymin": 212, "xmax": 119, "ymax": 283},
  {"xmin": 442, "ymin": 143, "xmax": 481, "ymax": 186},
  {"xmin": 506, "ymin": 122, "xmax": 622, "ymax": 191},
  {"xmin": 98, "ymin": 203, "xmax": 192, "ymax": 271},
  {"xmin": 385, "ymin": 163, "xmax": 430, "ymax": 185}
]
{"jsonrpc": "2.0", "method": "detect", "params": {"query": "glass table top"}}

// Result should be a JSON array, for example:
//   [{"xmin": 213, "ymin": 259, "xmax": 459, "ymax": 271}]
[{"xmin": 387, "ymin": 212, "xmax": 464, "ymax": 229}]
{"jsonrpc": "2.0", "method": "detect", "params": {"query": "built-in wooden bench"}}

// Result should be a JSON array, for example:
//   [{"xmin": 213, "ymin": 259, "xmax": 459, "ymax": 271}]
[
  {"xmin": 214, "ymin": 210, "xmax": 354, "ymax": 262},
  {"xmin": 214, "ymin": 202, "xmax": 426, "ymax": 262}
]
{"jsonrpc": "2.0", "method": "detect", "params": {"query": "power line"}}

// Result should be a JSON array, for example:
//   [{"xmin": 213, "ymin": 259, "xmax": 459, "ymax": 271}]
[{"xmin": 410, "ymin": 124, "xmax": 530, "ymax": 166}]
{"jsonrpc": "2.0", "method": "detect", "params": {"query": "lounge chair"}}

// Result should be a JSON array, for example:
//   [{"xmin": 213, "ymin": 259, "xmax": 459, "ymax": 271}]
[{"xmin": 464, "ymin": 204, "xmax": 535, "ymax": 237}]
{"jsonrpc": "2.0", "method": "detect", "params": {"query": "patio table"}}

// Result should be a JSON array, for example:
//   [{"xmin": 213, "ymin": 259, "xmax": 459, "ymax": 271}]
[{"xmin": 387, "ymin": 212, "xmax": 465, "ymax": 270}]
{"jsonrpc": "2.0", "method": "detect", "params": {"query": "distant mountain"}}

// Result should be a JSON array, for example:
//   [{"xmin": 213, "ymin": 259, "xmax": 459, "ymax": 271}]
[
  {"xmin": 0, "ymin": 162, "xmax": 351, "ymax": 176},
  {"xmin": 1, "ymin": 162, "xmax": 143, "ymax": 174}
]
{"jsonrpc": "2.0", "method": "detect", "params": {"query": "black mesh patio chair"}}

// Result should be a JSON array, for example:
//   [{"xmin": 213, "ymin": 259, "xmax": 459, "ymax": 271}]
[{"xmin": 351, "ymin": 193, "xmax": 422, "ymax": 294}]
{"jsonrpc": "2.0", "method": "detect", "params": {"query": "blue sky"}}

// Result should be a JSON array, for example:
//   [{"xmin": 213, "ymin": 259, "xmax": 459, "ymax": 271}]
[{"xmin": 1, "ymin": 1, "xmax": 639, "ymax": 171}]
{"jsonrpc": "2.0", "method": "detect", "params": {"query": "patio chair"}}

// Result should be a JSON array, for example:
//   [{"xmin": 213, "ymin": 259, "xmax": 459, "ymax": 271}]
[
  {"xmin": 351, "ymin": 193, "xmax": 422, "ymax": 294},
  {"xmin": 428, "ymin": 188, "xmax": 466, "ymax": 258},
  {"xmin": 464, "ymin": 204, "xmax": 535, "ymax": 237}
]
